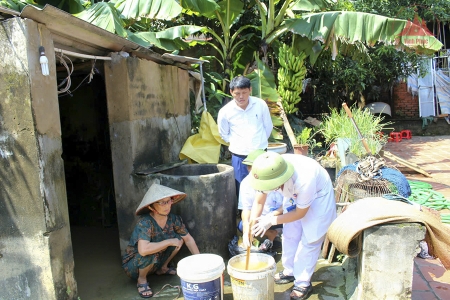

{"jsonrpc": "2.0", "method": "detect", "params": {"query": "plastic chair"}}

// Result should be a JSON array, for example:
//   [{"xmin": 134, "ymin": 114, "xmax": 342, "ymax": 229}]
[
  {"xmin": 400, "ymin": 130, "xmax": 412, "ymax": 139},
  {"xmin": 389, "ymin": 132, "xmax": 402, "ymax": 142}
]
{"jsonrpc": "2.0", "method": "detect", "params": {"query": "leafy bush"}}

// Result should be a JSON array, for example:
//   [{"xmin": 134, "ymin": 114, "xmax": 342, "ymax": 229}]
[{"xmin": 319, "ymin": 106, "xmax": 392, "ymax": 157}]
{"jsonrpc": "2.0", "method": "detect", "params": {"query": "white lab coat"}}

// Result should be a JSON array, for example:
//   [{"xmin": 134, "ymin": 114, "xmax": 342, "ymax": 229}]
[{"xmin": 278, "ymin": 154, "xmax": 336, "ymax": 286}]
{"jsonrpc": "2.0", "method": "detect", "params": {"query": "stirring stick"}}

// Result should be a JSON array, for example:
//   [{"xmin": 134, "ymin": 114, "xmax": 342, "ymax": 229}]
[
  {"xmin": 245, "ymin": 246, "xmax": 250, "ymax": 270},
  {"xmin": 245, "ymin": 221, "xmax": 253, "ymax": 270}
]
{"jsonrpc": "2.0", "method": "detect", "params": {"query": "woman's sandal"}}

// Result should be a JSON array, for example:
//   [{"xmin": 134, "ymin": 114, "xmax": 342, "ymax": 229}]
[
  {"xmin": 290, "ymin": 284, "xmax": 312, "ymax": 300},
  {"xmin": 274, "ymin": 271, "xmax": 295, "ymax": 284},
  {"xmin": 137, "ymin": 282, "xmax": 153, "ymax": 298}
]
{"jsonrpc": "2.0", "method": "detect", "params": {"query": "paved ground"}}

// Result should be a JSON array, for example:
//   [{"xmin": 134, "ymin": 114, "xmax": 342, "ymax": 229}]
[
  {"xmin": 384, "ymin": 135, "xmax": 450, "ymax": 300},
  {"xmin": 72, "ymin": 135, "xmax": 450, "ymax": 300}
]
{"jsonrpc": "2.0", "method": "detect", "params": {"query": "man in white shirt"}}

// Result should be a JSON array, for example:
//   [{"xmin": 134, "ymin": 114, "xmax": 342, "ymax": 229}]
[
  {"xmin": 238, "ymin": 149, "xmax": 283, "ymax": 252},
  {"xmin": 217, "ymin": 76, "xmax": 273, "ymax": 195},
  {"xmin": 248, "ymin": 152, "xmax": 336, "ymax": 300}
]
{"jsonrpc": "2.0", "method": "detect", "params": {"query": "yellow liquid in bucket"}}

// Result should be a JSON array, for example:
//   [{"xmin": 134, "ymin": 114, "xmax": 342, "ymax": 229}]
[{"xmin": 231, "ymin": 260, "xmax": 269, "ymax": 271}]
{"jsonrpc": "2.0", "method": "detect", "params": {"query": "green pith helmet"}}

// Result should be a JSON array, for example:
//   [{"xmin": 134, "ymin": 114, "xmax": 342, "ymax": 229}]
[
  {"xmin": 243, "ymin": 149, "xmax": 266, "ymax": 166},
  {"xmin": 250, "ymin": 152, "xmax": 294, "ymax": 191}
]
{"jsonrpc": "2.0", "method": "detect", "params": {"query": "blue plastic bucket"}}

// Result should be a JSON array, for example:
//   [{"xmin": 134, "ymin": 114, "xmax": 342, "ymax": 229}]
[{"xmin": 177, "ymin": 253, "xmax": 225, "ymax": 300}]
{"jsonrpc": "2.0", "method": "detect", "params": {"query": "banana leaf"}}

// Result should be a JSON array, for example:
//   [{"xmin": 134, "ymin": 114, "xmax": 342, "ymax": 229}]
[
  {"xmin": 246, "ymin": 56, "xmax": 279, "ymax": 103},
  {"xmin": 290, "ymin": 0, "xmax": 333, "ymax": 12},
  {"xmin": 75, "ymin": 2, "xmax": 127, "ymax": 37},
  {"xmin": 131, "ymin": 25, "xmax": 204, "ymax": 51},
  {"xmin": 285, "ymin": 11, "xmax": 443, "ymax": 55},
  {"xmin": 112, "ymin": 0, "xmax": 182, "ymax": 20},
  {"xmin": 179, "ymin": 0, "xmax": 220, "ymax": 18}
]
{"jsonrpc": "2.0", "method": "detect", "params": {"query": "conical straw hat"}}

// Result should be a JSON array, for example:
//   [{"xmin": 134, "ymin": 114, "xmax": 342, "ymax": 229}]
[{"xmin": 135, "ymin": 183, "xmax": 186, "ymax": 215}]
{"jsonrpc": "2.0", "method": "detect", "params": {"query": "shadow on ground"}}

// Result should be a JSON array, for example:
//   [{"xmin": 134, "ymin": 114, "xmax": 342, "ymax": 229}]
[{"xmin": 72, "ymin": 226, "xmax": 348, "ymax": 300}]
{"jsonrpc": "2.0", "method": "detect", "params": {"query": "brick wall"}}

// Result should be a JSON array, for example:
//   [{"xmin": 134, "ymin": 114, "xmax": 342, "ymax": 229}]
[{"xmin": 392, "ymin": 82, "xmax": 419, "ymax": 118}]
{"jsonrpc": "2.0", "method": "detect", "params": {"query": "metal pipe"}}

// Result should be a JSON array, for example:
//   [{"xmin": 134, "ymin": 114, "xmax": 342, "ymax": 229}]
[
  {"xmin": 54, "ymin": 47, "xmax": 112, "ymax": 60},
  {"xmin": 199, "ymin": 62, "xmax": 207, "ymax": 111}
]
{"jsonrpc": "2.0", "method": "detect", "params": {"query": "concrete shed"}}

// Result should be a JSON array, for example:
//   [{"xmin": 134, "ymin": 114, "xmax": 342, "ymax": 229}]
[{"xmin": 0, "ymin": 5, "xmax": 197, "ymax": 299}]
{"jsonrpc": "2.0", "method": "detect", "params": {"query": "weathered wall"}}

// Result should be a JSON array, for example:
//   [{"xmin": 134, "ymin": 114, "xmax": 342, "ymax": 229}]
[
  {"xmin": 0, "ymin": 18, "xmax": 77, "ymax": 299},
  {"xmin": 104, "ymin": 55, "xmax": 191, "ymax": 251}
]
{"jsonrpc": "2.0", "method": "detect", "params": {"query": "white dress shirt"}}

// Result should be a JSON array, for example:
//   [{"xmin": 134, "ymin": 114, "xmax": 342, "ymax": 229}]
[{"xmin": 217, "ymin": 96, "xmax": 272, "ymax": 155}]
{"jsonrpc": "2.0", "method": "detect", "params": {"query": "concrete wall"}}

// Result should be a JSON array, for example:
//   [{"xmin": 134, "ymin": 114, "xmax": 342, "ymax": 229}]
[
  {"xmin": 104, "ymin": 55, "xmax": 192, "ymax": 252},
  {"xmin": 0, "ymin": 18, "xmax": 77, "ymax": 299}
]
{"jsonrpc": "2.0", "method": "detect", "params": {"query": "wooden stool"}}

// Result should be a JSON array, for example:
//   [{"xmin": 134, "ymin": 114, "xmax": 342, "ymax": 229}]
[
  {"xmin": 389, "ymin": 132, "xmax": 402, "ymax": 142},
  {"xmin": 400, "ymin": 130, "xmax": 412, "ymax": 139}
]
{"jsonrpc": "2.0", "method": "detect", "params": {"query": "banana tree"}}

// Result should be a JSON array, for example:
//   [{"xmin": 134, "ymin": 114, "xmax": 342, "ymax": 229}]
[
  {"xmin": 246, "ymin": 55, "xmax": 284, "ymax": 140},
  {"xmin": 179, "ymin": 0, "xmax": 258, "ymax": 91},
  {"xmin": 254, "ymin": 0, "xmax": 333, "ymax": 62}
]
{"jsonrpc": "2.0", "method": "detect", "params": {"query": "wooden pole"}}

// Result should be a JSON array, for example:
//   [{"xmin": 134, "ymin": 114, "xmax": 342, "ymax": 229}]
[
  {"xmin": 384, "ymin": 151, "xmax": 432, "ymax": 177},
  {"xmin": 277, "ymin": 101, "xmax": 297, "ymax": 148}
]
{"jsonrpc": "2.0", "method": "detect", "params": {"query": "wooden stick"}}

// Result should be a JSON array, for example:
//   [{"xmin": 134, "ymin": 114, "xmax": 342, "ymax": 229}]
[
  {"xmin": 245, "ymin": 223, "xmax": 253, "ymax": 270},
  {"xmin": 342, "ymin": 103, "xmax": 371, "ymax": 154},
  {"xmin": 245, "ymin": 246, "xmax": 251, "ymax": 270},
  {"xmin": 384, "ymin": 151, "xmax": 432, "ymax": 177}
]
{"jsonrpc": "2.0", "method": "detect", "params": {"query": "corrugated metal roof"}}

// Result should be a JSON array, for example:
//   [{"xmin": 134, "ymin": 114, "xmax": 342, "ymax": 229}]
[{"xmin": 19, "ymin": 4, "xmax": 176, "ymax": 65}]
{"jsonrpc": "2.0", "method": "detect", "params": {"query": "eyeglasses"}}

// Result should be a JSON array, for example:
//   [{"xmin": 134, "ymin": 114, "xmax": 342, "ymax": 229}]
[
  {"xmin": 156, "ymin": 198, "xmax": 174, "ymax": 206},
  {"xmin": 257, "ymin": 186, "xmax": 282, "ymax": 194}
]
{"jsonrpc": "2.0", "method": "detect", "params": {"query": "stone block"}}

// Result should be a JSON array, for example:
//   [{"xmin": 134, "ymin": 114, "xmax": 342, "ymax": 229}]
[{"xmin": 351, "ymin": 223, "xmax": 425, "ymax": 300}]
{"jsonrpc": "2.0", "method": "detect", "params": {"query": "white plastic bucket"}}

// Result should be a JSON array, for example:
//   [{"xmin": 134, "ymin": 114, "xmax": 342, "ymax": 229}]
[
  {"xmin": 177, "ymin": 253, "xmax": 225, "ymax": 300},
  {"xmin": 227, "ymin": 253, "xmax": 277, "ymax": 300}
]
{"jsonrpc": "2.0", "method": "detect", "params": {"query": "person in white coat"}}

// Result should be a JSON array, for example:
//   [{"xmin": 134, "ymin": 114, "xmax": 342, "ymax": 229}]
[{"xmin": 249, "ymin": 152, "xmax": 336, "ymax": 300}]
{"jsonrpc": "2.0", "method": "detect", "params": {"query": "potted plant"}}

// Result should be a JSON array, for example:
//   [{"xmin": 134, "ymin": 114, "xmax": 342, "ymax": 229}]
[
  {"xmin": 294, "ymin": 127, "xmax": 313, "ymax": 155},
  {"xmin": 319, "ymin": 106, "xmax": 393, "ymax": 168}
]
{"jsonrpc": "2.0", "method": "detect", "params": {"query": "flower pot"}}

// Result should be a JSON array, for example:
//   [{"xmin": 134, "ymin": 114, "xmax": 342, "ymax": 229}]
[
  {"xmin": 267, "ymin": 142, "xmax": 287, "ymax": 154},
  {"xmin": 293, "ymin": 144, "xmax": 309, "ymax": 155}
]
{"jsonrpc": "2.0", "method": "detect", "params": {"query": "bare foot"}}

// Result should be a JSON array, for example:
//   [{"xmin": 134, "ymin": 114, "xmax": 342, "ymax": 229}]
[{"xmin": 156, "ymin": 267, "xmax": 177, "ymax": 275}]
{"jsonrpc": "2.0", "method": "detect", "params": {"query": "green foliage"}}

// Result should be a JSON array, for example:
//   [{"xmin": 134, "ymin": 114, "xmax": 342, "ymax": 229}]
[
  {"xmin": 307, "ymin": 136, "xmax": 322, "ymax": 154},
  {"xmin": 0, "ymin": 0, "xmax": 27, "ymax": 11},
  {"xmin": 308, "ymin": 43, "xmax": 422, "ymax": 109},
  {"xmin": 319, "ymin": 106, "xmax": 392, "ymax": 157},
  {"xmin": 296, "ymin": 127, "xmax": 312, "ymax": 145},
  {"xmin": 294, "ymin": 126, "xmax": 322, "ymax": 155},
  {"xmin": 351, "ymin": 0, "xmax": 450, "ymax": 22},
  {"xmin": 247, "ymin": 56, "xmax": 280, "ymax": 103},
  {"xmin": 75, "ymin": 2, "xmax": 127, "ymax": 36}
]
